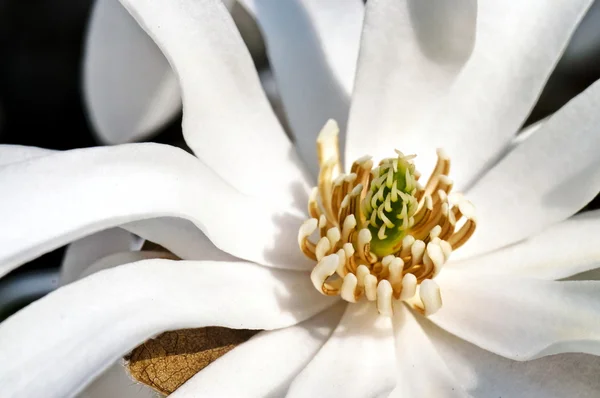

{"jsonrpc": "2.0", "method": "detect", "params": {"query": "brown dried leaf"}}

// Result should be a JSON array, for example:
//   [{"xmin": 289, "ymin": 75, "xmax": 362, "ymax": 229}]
[{"xmin": 126, "ymin": 327, "xmax": 259, "ymax": 396}]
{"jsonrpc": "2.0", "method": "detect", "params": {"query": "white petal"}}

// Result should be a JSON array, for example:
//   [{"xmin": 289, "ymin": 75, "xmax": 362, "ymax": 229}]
[
  {"xmin": 78, "ymin": 250, "xmax": 175, "ymax": 280},
  {"xmin": 0, "ymin": 259, "xmax": 336, "ymax": 397},
  {"xmin": 508, "ymin": 117, "xmax": 547, "ymax": 151},
  {"xmin": 259, "ymin": 69, "xmax": 289, "ymax": 131},
  {"xmin": 0, "ymin": 144, "xmax": 312, "ymax": 276},
  {"xmin": 424, "ymin": 0, "xmax": 593, "ymax": 186},
  {"xmin": 122, "ymin": 217, "xmax": 237, "ymax": 262},
  {"xmin": 346, "ymin": 0, "xmax": 477, "ymax": 170},
  {"xmin": 243, "ymin": 0, "xmax": 363, "ymax": 175},
  {"xmin": 287, "ymin": 301, "xmax": 396, "ymax": 398},
  {"xmin": 452, "ymin": 210, "xmax": 600, "ymax": 280},
  {"xmin": 348, "ymin": 0, "xmax": 592, "ymax": 186},
  {"xmin": 172, "ymin": 302, "xmax": 346, "ymax": 398},
  {"xmin": 119, "ymin": 0, "xmax": 311, "ymax": 204},
  {"xmin": 423, "ymin": 315, "xmax": 600, "ymax": 398},
  {"xmin": 77, "ymin": 362, "xmax": 157, "ymax": 398},
  {"xmin": 83, "ymin": 0, "xmax": 181, "ymax": 144},
  {"xmin": 431, "ymin": 271, "xmax": 600, "ymax": 360},
  {"xmin": 461, "ymin": 79, "xmax": 600, "ymax": 258},
  {"xmin": 0, "ymin": 145, "xmax": 54, "ymax": 166},
  {"xmin": 388, "ymin": 305, "xmax": 468, "ymax": 398},
  {"xmin": 59, "ymin": 228, "xmax": 139, "ymax": 286}
]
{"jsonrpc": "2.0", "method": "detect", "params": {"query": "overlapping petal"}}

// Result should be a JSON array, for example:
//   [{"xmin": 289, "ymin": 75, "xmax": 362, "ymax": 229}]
[
  {"xmin": 59, "ymin": 228, "xmax": 139, "ymax": 285},
  {"xmin": 425, "ymin": 315, "xmax": 600, "ymax": 397},
  {"xmin": 0, "ymin": 259, "xmax": 336, "ymax": 397},
  {"xmin": 119, "ymin": 0, "xmax": 311, "ymax": 204},
  {"xmin": 0, "ymin": 144, "xmax": 312, "ymax": 276},
  {"xmin": 347, "ymin": 0, "xmax": 592, "ymax": 186},
  {"xmin": 452, "ymin": 210, "xmax": 600, "ymax": 280},
  {"xmin": 431, "ymin": 271, "xmax": 600, "ymax": 360},
  {"xmin": 78, "ymin": 250, "xmax": 176, "ymax": 279},
  {"xmin": 462, "ymin": 79, "xmax": 600, "ymax": 258},
  {"xmin": 346, "ymin": 0, "xmax": 477, "ymax": 171},
  {"xmin": 389, "ymin": 305, "xmax": 468, "ymax": 397},
  {"xmin": 287, "ymin": 301, "xmax": 396, "ymax": 398},
  {"xmin": 122, "ymin": 217, "xmax": 237, "ymax": 262},
  {"xmin": 172, "ymin": 302, "xmax": 346, "ymax": 398},
  {"xmin": 83, "ymin": 0, "xmax": 182, "ymax": 144},
  {"xmin": 243, "ymin": 0, "xmax": 363, "ymax": 175},
  {"xmin": 419, "ymin": 0, "xmax": 593, "ymax": 186}
]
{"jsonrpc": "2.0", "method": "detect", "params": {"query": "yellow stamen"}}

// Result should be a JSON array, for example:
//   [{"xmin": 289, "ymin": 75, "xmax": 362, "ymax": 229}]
[{"xmin": 299, "ymin": 120, "xmax": 477, "ymax": 316}]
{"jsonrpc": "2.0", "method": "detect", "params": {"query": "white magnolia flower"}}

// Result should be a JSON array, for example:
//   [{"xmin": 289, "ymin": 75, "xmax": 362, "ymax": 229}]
[{"xmin": 2, "ymin": 0, "xmax": 600, "ymax": 397}]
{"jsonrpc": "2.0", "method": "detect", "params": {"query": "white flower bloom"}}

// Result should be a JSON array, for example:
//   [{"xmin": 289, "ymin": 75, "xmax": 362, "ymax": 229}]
[{"xmin": 2, "ymin": 0, "xmax": 600, "ymax": 397}]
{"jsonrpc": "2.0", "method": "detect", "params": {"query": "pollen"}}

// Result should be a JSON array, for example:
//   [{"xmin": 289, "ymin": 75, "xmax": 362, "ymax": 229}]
[{"xmin": 298, "ymin": 120, "xmax": 477, "ymax": 316}]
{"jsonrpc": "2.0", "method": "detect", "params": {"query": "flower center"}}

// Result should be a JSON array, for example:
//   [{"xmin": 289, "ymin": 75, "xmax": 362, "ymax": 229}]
[{"xmin": 298, "ymin": 120, "xmax": 477, "ymax": 316}]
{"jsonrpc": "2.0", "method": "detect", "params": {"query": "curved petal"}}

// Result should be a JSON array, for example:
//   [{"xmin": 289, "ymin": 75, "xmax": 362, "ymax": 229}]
[
  {"xmin": 346, "ymin": 0, "xmax": 477, "ymax": 170},
  {"xmin": 259, "ymin": 69, "xmax": 289, "ymax": 131},
  {"xmin": 461, "ymin": 79, "xmax": 600, "ymax": 258},
  {"xmin": 172, "ymin": 302, "xmax": 346, "ymax": 398},
  {"xmin": 0, "ymin": 145, "xmax": 54, "ymax": 166},
  {"xmin": 83, "ymin": 0, "xmax": 181, "ymax": 144},
  {"xmin": 287, "ymin": 301, "xmax": 396, "ymax": 398},
  {"xmin": 423, "ymin": 316, "xmax": 600, "ymax": 398},
  {"xmin": 348, "ymin": 0, "xmax": 592, "ymax": 185},
  {"xmin": 508, "ymin": 117, "xmax": 547, "ymax": 151},
  {"xmin": 119, "ymin": 0, "xmax": 311, "ymax": 204},
  {"xmin": 388, "ymin": 305, "xmax": 468, "ymax": 398},
  {"xmin": 244, "ymin": 0, "xmax": 363, "ymax": 175},
  {"xmin": 78, "ymin": 362, "xmax": 157, "ymax": 398},
  {"xmin": 59, "ymin": 228, "xmax": 140, "ymax": 286},
  {"xmin": 78, "ymin": 250, "xmax": 176, "ymax": 279},
  {"xmin": 452, "ymin": 210, "xmax": 600, "ymax": 280},
  {"xmin": 422, "ymin": 0, "xmax": 593, "ymax": 187},
  {"xmin": 0, "ymin": 144, "xmax": 313, "ymax": 277},
  {"xmin": 0, "ymin": 259, "xmax": 336, "ymax": 397},
  {"xmin": 122, "ymin": 217, "xmax": 237, "ymax": 262},
  {"xmin": 431, "ymin": 271, "xmax": 600, "ymax": 360}
]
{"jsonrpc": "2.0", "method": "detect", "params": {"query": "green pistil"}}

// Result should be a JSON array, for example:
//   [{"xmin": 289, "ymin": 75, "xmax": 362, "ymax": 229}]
[{"xmin": 362, "ymin": 153, "xmax": 418, "ymax": 256}]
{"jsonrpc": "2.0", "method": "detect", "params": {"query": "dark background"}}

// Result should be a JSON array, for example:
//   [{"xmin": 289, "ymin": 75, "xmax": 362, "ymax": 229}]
[{"xmin": 1, "ymin": 0, "xmax": 600, "ymax": 318}]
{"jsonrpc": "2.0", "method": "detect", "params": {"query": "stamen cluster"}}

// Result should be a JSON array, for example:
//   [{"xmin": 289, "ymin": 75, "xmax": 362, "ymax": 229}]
[{"xmin": 298, "ymin": 120, "xmax": 476, "ymax": 316}]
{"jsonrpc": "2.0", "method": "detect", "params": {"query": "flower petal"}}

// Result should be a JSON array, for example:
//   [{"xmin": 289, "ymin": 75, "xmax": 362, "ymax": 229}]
[
  {"xmin": 78, "ymin": 362, "xmax": 157, "ymax": 398},
  {"xmin": 461, "ymin": 79, "xmax": 600, "ymax": 258},
  {"xmin": 287, "ymin": 301, "xmax": 396, "ymax": 398},
  {"xmin": 59, "ymin": 228, "xmax": 140, "ymax": 286},
  {"xmin": 83, "ymin": 0, "xmax": 181, "ymax": 144},
  {"xmin": 0, "ymin": 143, "xmax": 312, "ymax": 276},
  {"xmin": 171, "ymin": 302, "xmax": 346, "ymax": 398},
  {"xmin": 346, "ymin": 0, "xmax": 477, "ymax": 170},
  {"xmin": 431, "ymin": 271, "xmax": 600, "ymax": 360},
  {"xmin": 122, "ymin": 217, "xmax": 237, "ymax": 262},
  {"xmin": 423, "ymin": 315, "xmax": 600, "ymax": 398},
  {"xmin": 452, "ymin": 210, "xmax": 600, "ymax": 280},
  {"xmin": 78, "ymin": 250, "xmax": 175, "ymax": 280},
  {"xmin": 0, "ymin": 145, "xmax": 54, "ymax": 166},
  {"xmin": 421, "ymin": 0, "xmax": 593, "ymax": 186},
  {"xmin": 347, "ymin": 0, "xmax": 592, "ymax": 185},
  {"xmin": 0, "ymin": 259, "xmax": 336, "ymax": 397},
  {"xmin": 119, "ymin": 0, "xmax": 311, "ymax": 204},
  {"xmin": 388, "ymin": 305, "xmax": 468, "ymax": 398},
  {"xmin": 243, "ymin": 0, "xmax": 363, "ymax": 176}
]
